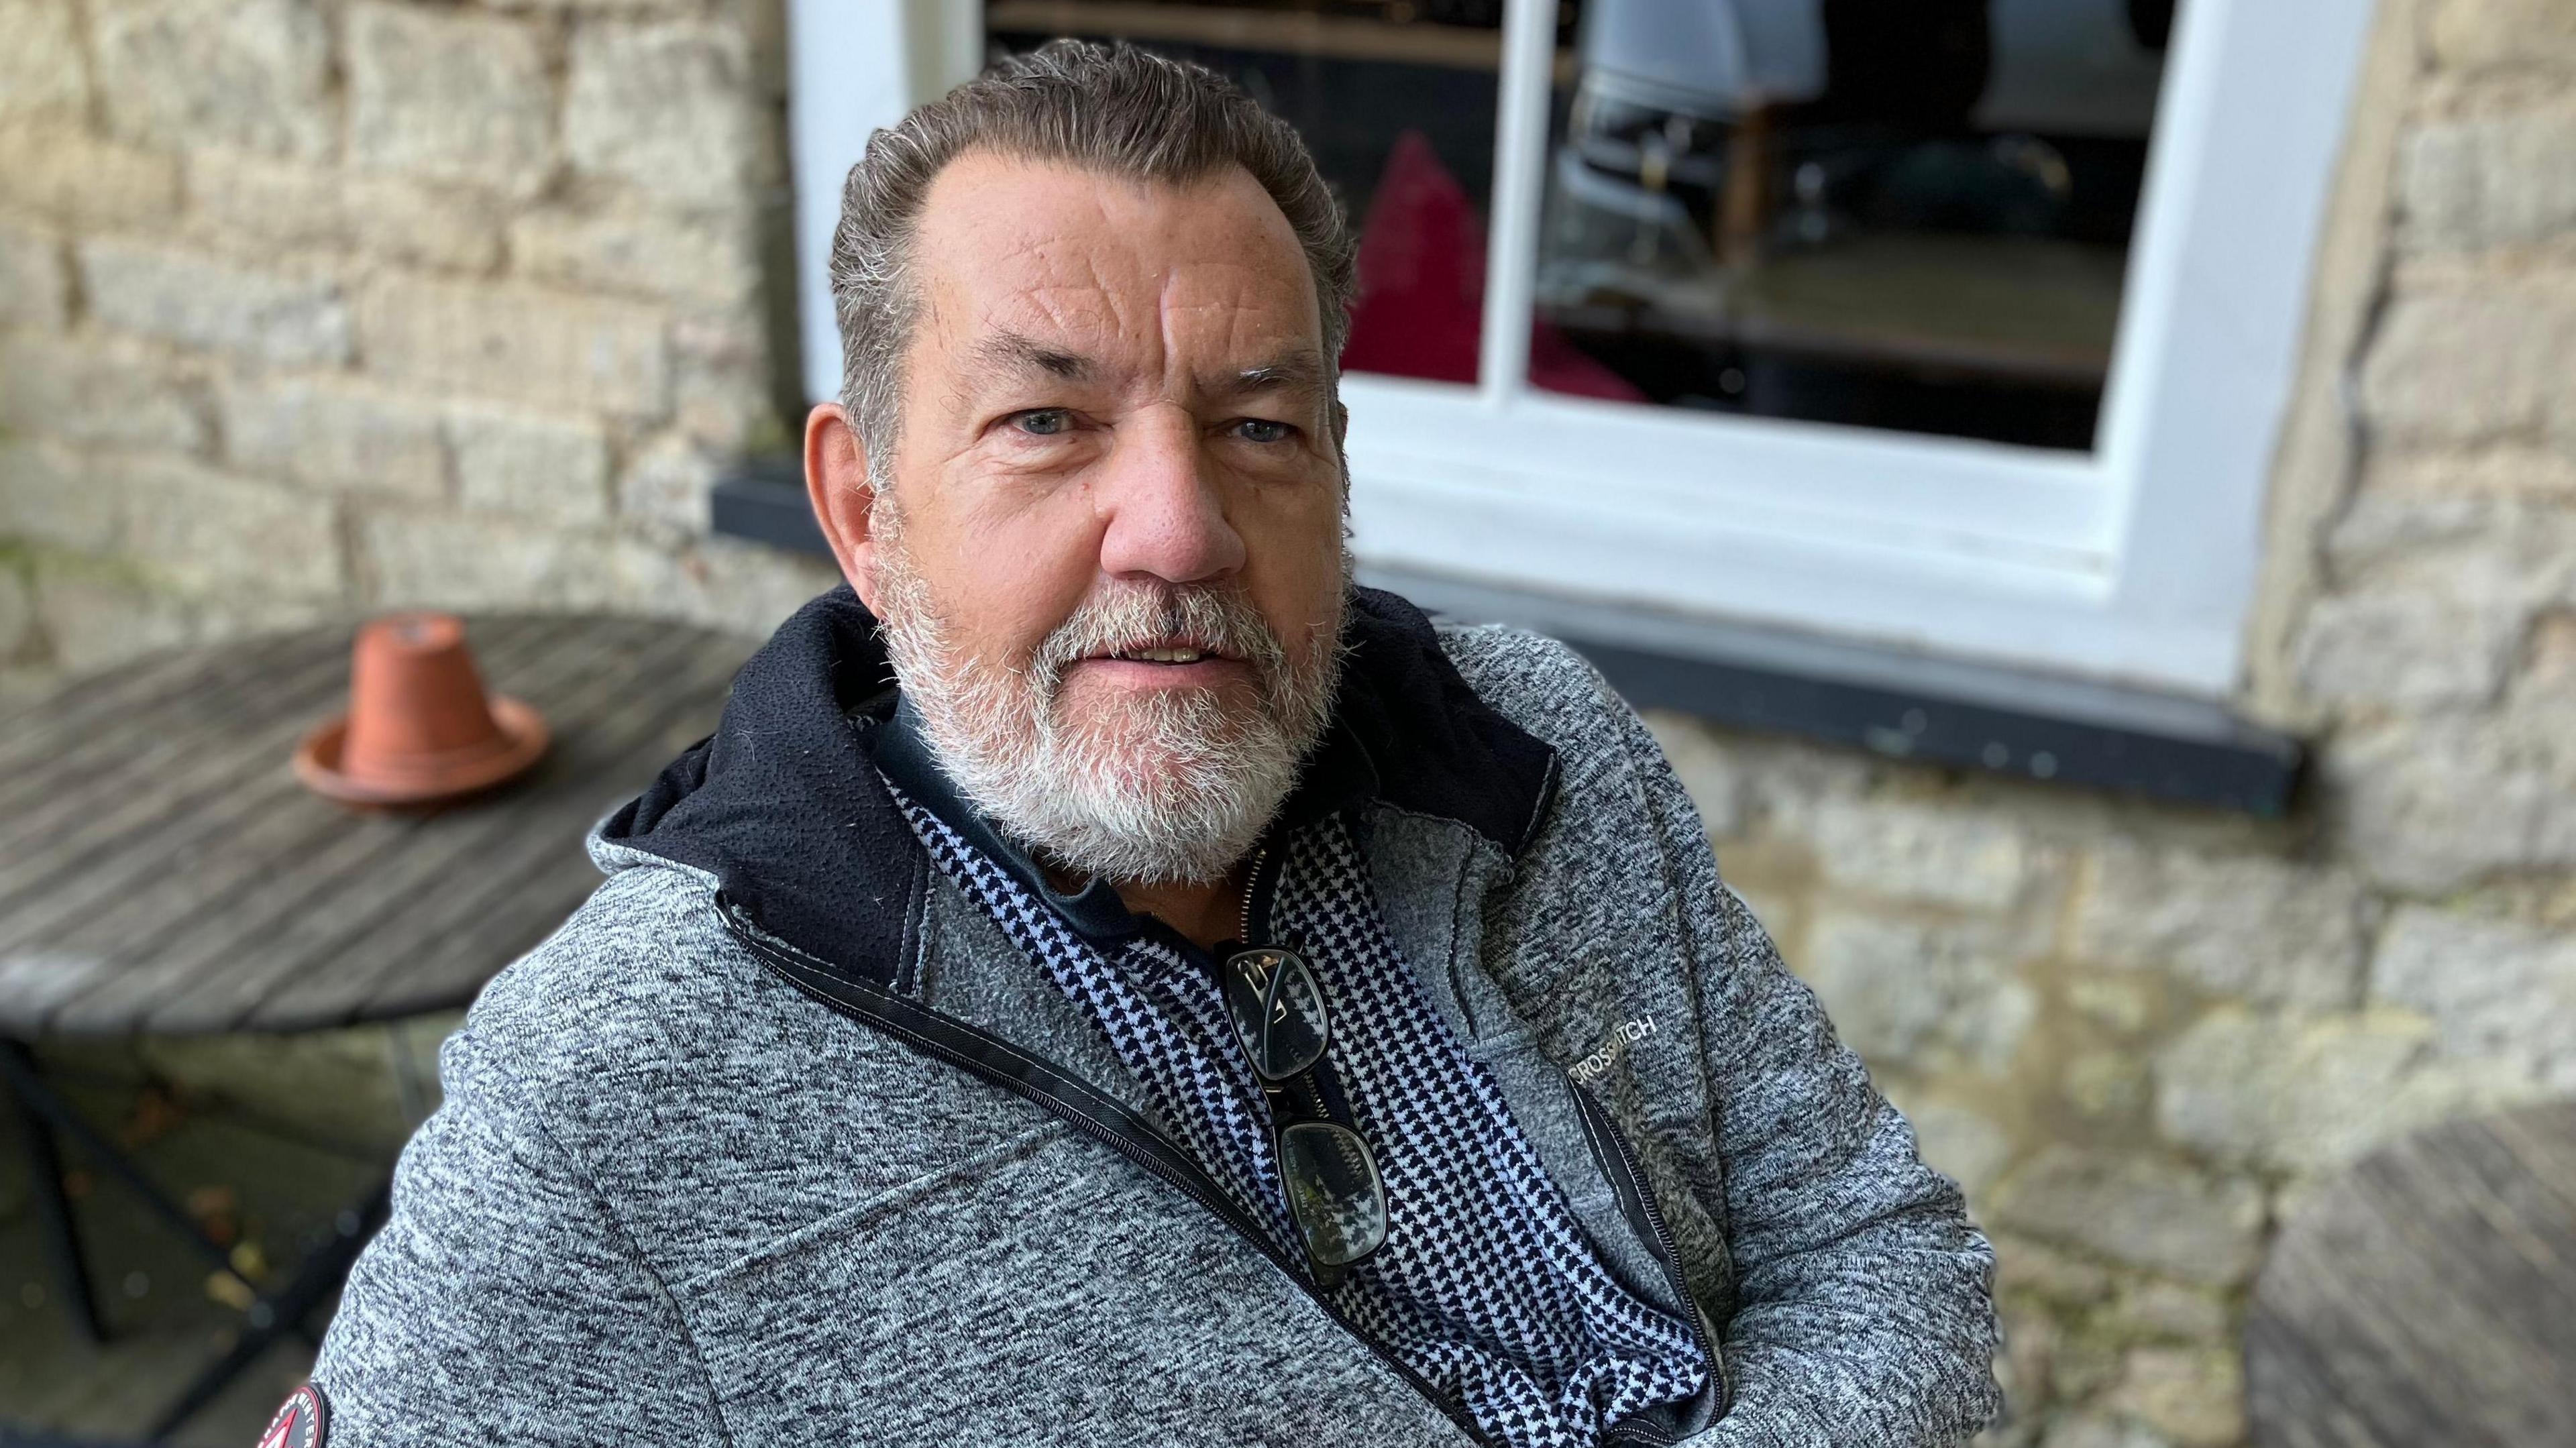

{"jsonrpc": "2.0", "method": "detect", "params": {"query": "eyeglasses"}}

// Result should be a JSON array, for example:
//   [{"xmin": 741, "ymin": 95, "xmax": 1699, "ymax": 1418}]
[{"xmin": 1220, "ymin": 946, "xmax": 1387, "ymax": 1280}]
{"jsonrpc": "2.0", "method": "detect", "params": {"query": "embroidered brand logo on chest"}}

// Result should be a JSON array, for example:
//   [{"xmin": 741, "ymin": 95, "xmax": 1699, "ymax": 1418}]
[{"xmin": 1568, "ymin": 1015, "xmax": 1658, "ymax": 1085}]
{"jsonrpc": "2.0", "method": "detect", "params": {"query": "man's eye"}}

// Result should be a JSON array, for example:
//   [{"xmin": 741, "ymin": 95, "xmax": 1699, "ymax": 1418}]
[
  {"xmin": 1012, "ymin": 409, "xmax": 1073, "ymax": 436},
  {"xmin": 1234, "ymin": 418, "xmax": 1293, "ymax": 444}
]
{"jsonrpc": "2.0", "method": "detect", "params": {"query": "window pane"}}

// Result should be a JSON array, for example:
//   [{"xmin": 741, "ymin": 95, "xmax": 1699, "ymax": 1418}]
[
  {"xmin": 985, "ymin": 1, "xmax": 1513, "ymax": 386},
  {"xmin": 1532, "ymin": 0, "xmax": 2176, "ymax": 449}
]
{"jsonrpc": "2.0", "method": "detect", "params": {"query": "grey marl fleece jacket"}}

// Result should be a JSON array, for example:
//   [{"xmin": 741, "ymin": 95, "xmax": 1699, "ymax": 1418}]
[{"xmin": 309, "ymin": 585, "xmax": 2001, "ymax": 1446}]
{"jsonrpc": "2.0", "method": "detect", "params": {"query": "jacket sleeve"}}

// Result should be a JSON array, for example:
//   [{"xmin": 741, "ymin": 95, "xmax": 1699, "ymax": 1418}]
[
  {"xmin": 1616, "ymin": 710, "xmax": 2004, "ymax": 1448},
  {"xmin": 309, "ymin": 1024, "xmax": 730, "ymax": 1446}
]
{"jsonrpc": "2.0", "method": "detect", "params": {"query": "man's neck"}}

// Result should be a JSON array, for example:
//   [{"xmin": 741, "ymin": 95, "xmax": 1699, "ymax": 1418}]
[{"xmin": 1036, "ymin": 857, "xmax": 1248, "ymax": 954}]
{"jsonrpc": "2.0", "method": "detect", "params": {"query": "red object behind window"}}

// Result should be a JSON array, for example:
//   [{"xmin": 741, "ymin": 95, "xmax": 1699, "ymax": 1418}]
[{"xmin": 1342, "ymin": 130, "xmax": 1642, "ymax": 402}]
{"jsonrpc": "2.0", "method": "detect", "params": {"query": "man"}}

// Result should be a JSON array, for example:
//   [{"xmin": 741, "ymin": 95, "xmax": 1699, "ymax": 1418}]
[{"xmin": 304, "ymin": 40, "xmax": 1998, "ymax": 1448}]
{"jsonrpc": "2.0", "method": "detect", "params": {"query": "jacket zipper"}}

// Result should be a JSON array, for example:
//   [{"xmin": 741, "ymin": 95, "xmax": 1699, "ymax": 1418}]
[
  {"xmin": 1566, "ymin": 1074, "xmax": 1729, "ymax": 1424},
  {"xmin": 718, "ymin": 903, "xmax": 1496, "ymax": 1448},
  {"xmin": 1237, "ymin": 844, "xmax": 1274, "ymax": 945}
]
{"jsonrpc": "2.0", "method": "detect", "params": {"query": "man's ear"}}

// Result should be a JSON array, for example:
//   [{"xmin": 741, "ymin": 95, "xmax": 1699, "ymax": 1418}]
[{"xmin": 804, "ymin": 402, "xmax": 885, "ymax": 614}]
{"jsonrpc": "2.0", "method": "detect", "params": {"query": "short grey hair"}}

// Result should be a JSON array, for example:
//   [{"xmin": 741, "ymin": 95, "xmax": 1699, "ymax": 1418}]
[{"xmin": 826, "ymin": 40, "xmax": 1358, "ymax": 466}]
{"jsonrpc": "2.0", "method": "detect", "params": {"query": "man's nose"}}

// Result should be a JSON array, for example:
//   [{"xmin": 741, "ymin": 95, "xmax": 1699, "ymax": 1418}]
[{"xmin": 1093, "ymin": 409, "xmax": 1246, "ymax": 585}]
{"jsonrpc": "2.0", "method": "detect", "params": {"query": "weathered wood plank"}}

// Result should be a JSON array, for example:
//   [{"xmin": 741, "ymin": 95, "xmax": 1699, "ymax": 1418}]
[
  {"xmin": 233, "ymin": 632, "xmax": 746, "ymax": 1032},
  {"xmin": 0, "ymin": 629, "xmax": 320, "ymax": 789},
  {"xmin": 0, "ymin": 620, "xmax": 576, "ymax": 962},
  {"xmin": 44, "ymin": 621, "xmax": 713, "ymax": 1036},
  {"xmin": 0, "ymin": 641, "xmax": 353, "ymax": 852},
  {"xmin": 2247, "ymin": 1101, "xmax": 2576, "ymax": 1448},
  {"xmin": 0, "ymin": 616, "xmax": 748, "ymax": 1039}
]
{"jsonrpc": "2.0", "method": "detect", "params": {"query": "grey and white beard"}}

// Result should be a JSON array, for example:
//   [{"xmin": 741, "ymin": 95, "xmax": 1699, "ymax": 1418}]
[{"xmin": 869, "ymin": 500, "xmax": 1348, "ymax": 886}]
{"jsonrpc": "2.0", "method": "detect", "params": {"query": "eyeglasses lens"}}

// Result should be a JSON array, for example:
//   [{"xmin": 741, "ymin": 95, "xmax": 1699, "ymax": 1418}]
[
  {"xmin": 1277, "ymin": 1121, "xmax": 1388, "ymax": 1267},
  {"xmin": 1221, "ymin": 948, "xmax": 1329, "ymax": 1081}
]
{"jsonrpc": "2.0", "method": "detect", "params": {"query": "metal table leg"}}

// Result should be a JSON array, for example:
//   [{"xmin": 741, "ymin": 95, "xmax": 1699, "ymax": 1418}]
[
  {"xmin": 142, "ymin": 1172, "xmax": 392, "ymax": 1442},
  {"xmin": 0, "ymin": 1040, "xmax": 103, "ymax": 1345}
]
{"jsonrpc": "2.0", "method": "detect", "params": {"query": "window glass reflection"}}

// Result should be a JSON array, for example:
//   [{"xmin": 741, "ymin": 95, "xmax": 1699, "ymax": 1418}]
[
  {"xmin": 987, "ymin": 1, "xmax": 1519, "ymax": 387},
  {"xmin": 1536, "ymin": 0, "xmax": 2176, "ymax": 449}
]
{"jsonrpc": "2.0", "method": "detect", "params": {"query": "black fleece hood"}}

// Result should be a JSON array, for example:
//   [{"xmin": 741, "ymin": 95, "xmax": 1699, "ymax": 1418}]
[{"xmin": 597, "ymin": 583, "xmax": 1558, "ymax": 990}]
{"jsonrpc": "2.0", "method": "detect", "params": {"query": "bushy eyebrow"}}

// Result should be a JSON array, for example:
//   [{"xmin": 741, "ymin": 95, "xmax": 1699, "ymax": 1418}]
[
  {"xmin": 973, "ymin": 330, "xmax": 1091, "ymax": 381},
  {"xmin": 966, "ymin": 333, "xmax": 1325, "ymax": 405},
  {"xmin": 1217, "ymin": 349, "xmax": 1326, "ymax": 400}
]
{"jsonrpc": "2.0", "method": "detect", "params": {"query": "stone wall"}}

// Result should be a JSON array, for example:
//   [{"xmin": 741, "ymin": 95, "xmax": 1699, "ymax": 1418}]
[
  {"xmin": 5, "ymin": 2, "xmax": 2574, "ymax": 1446},
  {"xmin": 1635, "ymin": 3, "xmax": 2576, "ymax": 1444},
  {"xmin": 0, "ymin": 0, "xmax": 838, "ymax": 705}
]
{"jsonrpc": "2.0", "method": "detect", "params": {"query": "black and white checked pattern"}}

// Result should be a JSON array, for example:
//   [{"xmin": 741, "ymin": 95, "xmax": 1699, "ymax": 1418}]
[{"xmin": 891, "ymin": 782, "xmax": 1709, "ymax": 1448}]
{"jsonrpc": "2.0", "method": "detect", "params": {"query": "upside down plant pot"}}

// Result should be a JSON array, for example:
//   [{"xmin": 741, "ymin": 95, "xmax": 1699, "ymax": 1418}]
[{"xmin": 293, "ymin": 612, "xmax": 549, "ymax": 809}]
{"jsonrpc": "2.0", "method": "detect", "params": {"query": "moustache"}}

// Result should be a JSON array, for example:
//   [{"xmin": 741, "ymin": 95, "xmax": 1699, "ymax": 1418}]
[{"xmin": 1028, "ymin": 582, "xmax": 1291, "ymax": 698}]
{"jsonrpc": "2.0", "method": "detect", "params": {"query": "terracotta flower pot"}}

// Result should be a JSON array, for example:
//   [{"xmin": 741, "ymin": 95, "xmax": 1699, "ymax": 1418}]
[{"xmin": 293, "ymin": 613, "xmax": 548, "ymax": 809}]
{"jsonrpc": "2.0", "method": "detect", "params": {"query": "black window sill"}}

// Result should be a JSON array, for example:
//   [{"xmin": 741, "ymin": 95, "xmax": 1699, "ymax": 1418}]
[{"xmin": 710, "ymin": 463, "xmax": 2302, "ymax": 818}]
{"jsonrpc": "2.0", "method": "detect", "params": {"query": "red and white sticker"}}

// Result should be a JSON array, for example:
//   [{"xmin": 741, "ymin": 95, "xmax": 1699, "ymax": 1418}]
[{"xmin": 256, "ymin": 1382, "xmax": 327, "ymax": 1448}]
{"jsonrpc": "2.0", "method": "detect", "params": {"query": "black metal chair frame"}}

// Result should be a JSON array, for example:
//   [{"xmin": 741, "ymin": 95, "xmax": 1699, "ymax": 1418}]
[{"xmin": 0, "ymin": 1038, "xmax": 394, "ymax": 1443}]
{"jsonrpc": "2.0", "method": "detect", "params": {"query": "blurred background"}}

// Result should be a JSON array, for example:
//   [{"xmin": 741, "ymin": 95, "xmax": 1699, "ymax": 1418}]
[{"xmin": 3, "ymin": 0, "xmax": 2572, "ymax": 1444}]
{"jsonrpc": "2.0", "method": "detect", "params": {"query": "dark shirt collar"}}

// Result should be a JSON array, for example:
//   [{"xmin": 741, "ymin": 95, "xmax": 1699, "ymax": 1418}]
[{"xmin": 868, "ymin": 688, "xmax": 1381, "ymax": 948}]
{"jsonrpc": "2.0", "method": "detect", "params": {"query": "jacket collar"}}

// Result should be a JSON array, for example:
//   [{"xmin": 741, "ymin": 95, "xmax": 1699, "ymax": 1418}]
[{"xmin": 597, "ymin": 582, "xmax": 1559, "ymax": 990}]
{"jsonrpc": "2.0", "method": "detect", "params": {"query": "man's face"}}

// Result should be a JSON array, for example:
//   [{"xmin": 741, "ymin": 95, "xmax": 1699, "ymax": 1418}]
[{"xmin": 834, "ymin": 151, "xmax": 1350, "ymax": 883}]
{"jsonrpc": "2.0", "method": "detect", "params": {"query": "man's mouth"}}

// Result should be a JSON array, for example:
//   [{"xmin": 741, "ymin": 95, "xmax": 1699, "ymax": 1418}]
[
  {"xmin": 1093, "ymin": 638, "xmax": 1240, "ymax": 667},
  {"xmin": 1115, "ymin": 647, "xmax": 1214, "ymax": 664}
]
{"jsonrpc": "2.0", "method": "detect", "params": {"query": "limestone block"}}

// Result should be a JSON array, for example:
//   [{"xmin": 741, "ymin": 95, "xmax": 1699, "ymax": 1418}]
[
  {"xmin": 1891, "ymin": 1093, "xmax": 2016, "ymax": 1197},
  {"xmin": 113, "ymin": 453, "xmax": 343, "ymax": 597},
  {"xmin": 2292, "ymin": 582, "xmax": 2526, "ymax": 711},
  {"xmin": 78, "ymin": 239, "xmax": 352, "ymax": 367},
  {"xmin": 0, "ymin": 122, "xmax": 182, "ymax": 227},
  {"xmin": 2426, "ymin": 0, "xmax": 2576, "ymax": 74},
  {"xmin": 448, "ymin": 404, "xmax": 610, "ymax": 524},
  {"xmin": 1990, "ymin": 1233, "xmax": 2115, "ymax": 1307},
  {"xmin": 0, "ymin": 441, "xmax": 121, "ymax": 553},
  {"xmin": 0, "ymin": 333, "xmax": 209, "ymax": 453},
  {"xmin": 2400, "ymin": 107, "xmax": 2576, "ymax": 251},
  {"xmin": 1806, "ymin": 795, "xmax": 2037, "ymax": 911},
  {"xmin": 2324, "ymin": 492, "xmax": 2576, "ymax": 600},
  {"xmin": 2372, "ymin": 905, "xmax": 2576, "ymax": 1089},
  {"xmin": 616, "ymin": 432, "xmax": 718, "ymax": 538},
  {"xmin": 186, "ymin": 151, "xmax": 511, "ymax": 277},
  {"xmin": 358, "ymin": 277, "xmax": 668, "ymax": 419},
  {"xmin": 566, "ymin": 22, "xmax": 766, "ymax": 208},
  {"xmin": 0, "ymin": 0, "xmax": 87, "ymax": 123},
  {"xmin": 509, "ymin": 206, "xmax": 761, "ymax": 305},
  {"xmin": 1987, "ymin": 1147, "xmax": 2265, "ymax": 1286},
  {"xmin": 358, "ymin": 508, "xmax": 675, "ymax": 612},
  {"xmin": 2153, "ymin": 1006, "xmax": 2530, "ymax": 1174},
  {"xmin": 1642, "ymin": 711, "xmax": 1746, "ymax": 838},
  {"xmin": 668, "ymin": 302, "xmax": 783, "ymax": 452},
  {"xmin": 2038, "ymin": 1411, "xmax": 2170, "ymax": 1448},
  {"xmin": 2065, "ymin": 977, "xmax": 2158, "ymax": 1036},
  {"xmin": 2104, "ymin": 1347, "xmax": 2242, "ymax": 1448},
  {"xmin": 665, "ymin": 534, "xmax": 838, "ymax": 638},
  {"xmin": 2362, "ymin": 445, "xmax": 2576, "ymax": 502},
  {"xmin": 92, "ymin": 0, "xmax": 330, "ymax": 159},
  {"xmin": 31, "ymin": 563, "xmax": 195, "ymax": 673},
  {"xmin": 2330, "ymin": 704, "xmax": 2576, "ymax": 892},
  {"xmin": 0, "ymin": 563, "xmax": 31, "ymax": 662},
  {"xmin": 0, "ymin": 217, "xmax": 66, "ymax": 328},
  {"xmin": 2070, "ymin": 842, "xmax": 2367, "ymax": 1011},
  {"xmin": 220, "ymin": 376, "xmax": 449, "ymax": 500},
  {"xmin": 2104, "ymin": 1281, "xmax": 2230, "ymax": 1345},
  {"xmin": 2359, "ymin": 285, "xmax": 2576, "ymax": 445},
  {"xmin": 182, "ymin": 148, "xmax": 342, "ymax": 252},
  {"xmin": 344, "ymin": 177, "xmax": 508, "ymax": 275},
  {"xmin": 2062, "ymin": 1051, "xmax": 2147, "ymax": 1121},
  {"xmin": 1799, "ymin": 910, "xmax": 2039, "ymax": 1076},
  {"xmin": 347, "ymin": 4, "xmax": 554, "ymax": 198}
]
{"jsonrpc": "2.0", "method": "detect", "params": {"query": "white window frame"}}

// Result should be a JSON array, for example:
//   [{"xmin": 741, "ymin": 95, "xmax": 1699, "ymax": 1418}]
[{"xmin": 789, "ymin": 0, "xmax": 2376, "ymax": 697}]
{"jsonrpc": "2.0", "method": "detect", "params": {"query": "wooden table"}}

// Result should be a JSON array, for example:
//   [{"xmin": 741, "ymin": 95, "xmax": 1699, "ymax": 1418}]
[
  {"xmin": 2246, "ymin": 1100, "xmax": 2576, "ymax": 1448},
  {"xmin": 0, "ymin": 613, "xmax": 752, "ymax": 1439}
]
